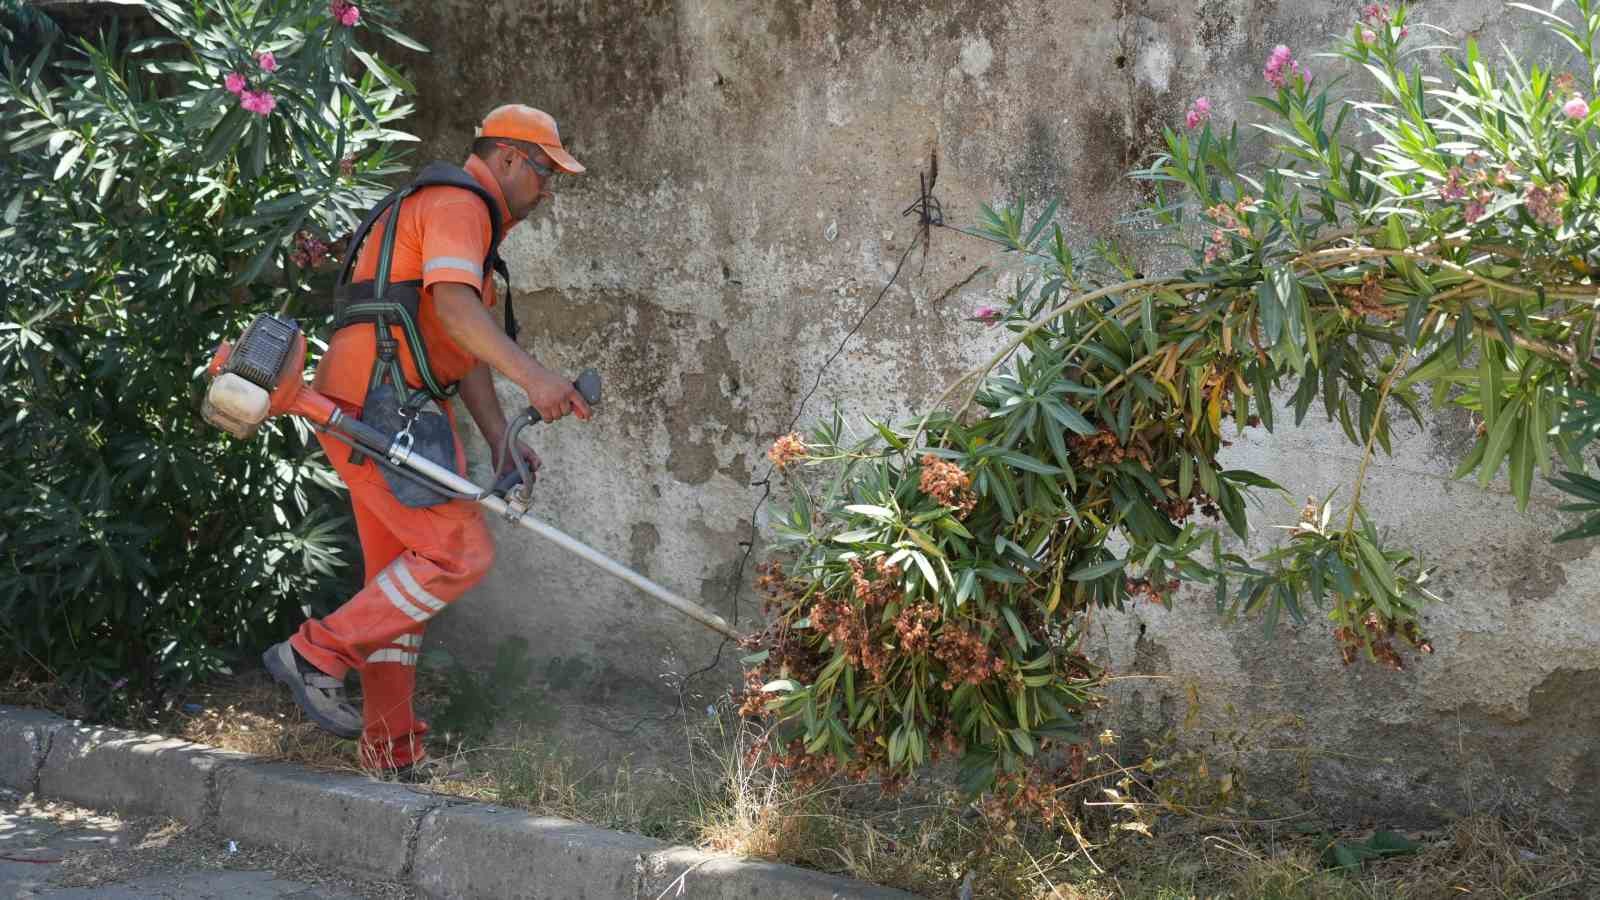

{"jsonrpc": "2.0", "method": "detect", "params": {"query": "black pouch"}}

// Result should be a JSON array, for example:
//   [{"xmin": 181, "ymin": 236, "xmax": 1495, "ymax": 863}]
[{"xmin": 359, "ymin": 382, "xmax": 459, "ymax": 508}]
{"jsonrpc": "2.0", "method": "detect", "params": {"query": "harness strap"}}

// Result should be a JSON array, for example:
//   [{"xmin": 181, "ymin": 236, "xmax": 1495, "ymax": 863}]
[{"xmin": 332, "ymin": 162, "xmax": 518, "ymax": 401}]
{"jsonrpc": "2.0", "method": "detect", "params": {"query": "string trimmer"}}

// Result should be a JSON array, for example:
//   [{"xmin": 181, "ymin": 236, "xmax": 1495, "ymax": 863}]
[{"xmin": 201, "ymin": 313, "xmax": 738, "ymax": 639}]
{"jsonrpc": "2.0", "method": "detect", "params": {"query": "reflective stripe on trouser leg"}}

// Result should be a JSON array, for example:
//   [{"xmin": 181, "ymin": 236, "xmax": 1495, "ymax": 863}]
[
  {"xmin": 376, "ymin": 559, "xmax": 445, "ymax": 623},
  {"xmin": 366, "ymin": 632, "xmax": 422, "ymax": 666}
]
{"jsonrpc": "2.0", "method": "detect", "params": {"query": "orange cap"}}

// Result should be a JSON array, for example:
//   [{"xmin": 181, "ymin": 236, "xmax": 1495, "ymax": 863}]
[{"xmin": 479, "ymin": 104, "xmax": 586, "ymax": 174}]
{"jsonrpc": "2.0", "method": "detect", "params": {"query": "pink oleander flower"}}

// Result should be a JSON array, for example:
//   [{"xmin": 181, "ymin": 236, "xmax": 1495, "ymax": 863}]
[
  {"xmin": 289, "ymin": 230, "xmax": 330, "ymax": 268},
  {"xmin": 1361, "ymin": 4, "xmax": 1388, "ymax": 24},
  {"xmin": 1463, "ymin": 192, "xmax": 1489, "ymax": 224},
  {"xmin": 1264, "ymin": 45, "xmax": 1292, "ymax": 87},
  {"xmin": 239, "ymin": 89, "xmax": 277, "ymax": 116},
  {"xmin": 1525, "ymin": 182, "xmax": 1569, "ymax": 229},
  {"xmin": 224, "ymin": 72, "xmax": 246, "ymax": 95},
  {"xmin": 1185, "ymin": 96, "xmax": 1212, "ymax": 130},
  {"xmin": 1361, "ymin": 28, "xmax": 1377, "ymax": 45},
  {"xmin": 1440, "ymin": 167, "xmax": 1467, "ymax": 202},
  {"xmin": 1565, "ymin": 96, "xmax": 1589, "ymax": 120},
  {"xmin": 971, "ymin": 305, "xmax": 1002, "ymax": 326},
  {"xmin": 1264, "ymin": 45, "xmax": 1310, "ymax": 89},
  {"xmin": 331, "ymin": 0, "xmax": 361, "ymax": 26},
  {"xmin": 257, "ymin": 51, "xmax": 278, "ymax": 73}
]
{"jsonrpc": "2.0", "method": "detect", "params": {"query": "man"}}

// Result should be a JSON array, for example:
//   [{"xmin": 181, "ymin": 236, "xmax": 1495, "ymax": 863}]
[{"xmin": 262, "ymin": 104, "xmax": 591, "ymax": 778}]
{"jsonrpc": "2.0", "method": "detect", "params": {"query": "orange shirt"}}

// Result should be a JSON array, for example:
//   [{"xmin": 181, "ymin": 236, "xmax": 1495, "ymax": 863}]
[{"xmin": 313, "ymin": 155, "xmax": 514, "ymax": 408}]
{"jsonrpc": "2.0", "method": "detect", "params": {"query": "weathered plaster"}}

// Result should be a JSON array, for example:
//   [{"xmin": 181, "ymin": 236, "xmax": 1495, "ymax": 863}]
[{"xmin": 390, "ymin": 0, "xmax": 1600, "ymax": 828}]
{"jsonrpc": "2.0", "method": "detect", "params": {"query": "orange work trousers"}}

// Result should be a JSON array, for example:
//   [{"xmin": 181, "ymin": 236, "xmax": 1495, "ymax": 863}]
[{"xmin": 293, "ymin": 416, "xmax": 494, "ymax": 770}]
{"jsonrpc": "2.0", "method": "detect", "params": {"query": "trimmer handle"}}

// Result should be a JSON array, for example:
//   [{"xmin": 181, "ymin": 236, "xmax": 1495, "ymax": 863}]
[
  {"xmin": 522, "ymin": 368, "xmax": 603, "ymax": 425},
  {"xmin": 491, "ymin": 369, "xmax": 602, "ymax": 496}
]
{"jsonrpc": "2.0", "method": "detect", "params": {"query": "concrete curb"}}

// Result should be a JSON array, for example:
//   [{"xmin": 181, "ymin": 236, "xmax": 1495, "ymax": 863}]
[
  {"xmin": 0, "ymin": 705, "xmax": 924, "ymax": 899},
  {"xmin": 0, "ymin": 706, "xmax": 67, "ymax": 794}
]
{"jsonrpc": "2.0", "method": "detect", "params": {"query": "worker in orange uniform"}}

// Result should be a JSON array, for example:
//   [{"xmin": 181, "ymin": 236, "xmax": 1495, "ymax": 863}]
[{"xmin": 262, "ymin": 104, "xmax": 591, "ymax": 780}]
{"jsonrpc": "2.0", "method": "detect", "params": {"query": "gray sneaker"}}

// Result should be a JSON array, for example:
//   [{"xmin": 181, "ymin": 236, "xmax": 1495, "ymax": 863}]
[{"xmin": 262, "ymin": 641, "xmax": 362, "ymax": 739}]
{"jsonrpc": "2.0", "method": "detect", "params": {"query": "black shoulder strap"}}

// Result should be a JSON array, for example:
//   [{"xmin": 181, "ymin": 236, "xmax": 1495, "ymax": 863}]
[{"xmin": 338, "ymin": 161, "xmax": 519, "ymax": 343}]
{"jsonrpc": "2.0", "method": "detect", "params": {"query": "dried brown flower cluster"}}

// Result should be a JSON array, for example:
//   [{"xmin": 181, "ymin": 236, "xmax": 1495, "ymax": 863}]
[
  {"xmin": 766, "ymin": 432, "xmax": 807, "ymax": 470},
  {"xmin": 734, "ymin": 620, "xmax": 826, "ymax": 717},
  {"xmin": 1068, "ymin": 427, "xmax": 1122, "ymax": 467},
  {"xmin": 1159, "ymin": 496, "xmax": 1194, "ymax": 521},
  {"xmin": 981, "ymin": 770, "xmax": 1074, "ymax": 829},
  {"xmin": 893, "ymin": 602, "xmax": 942, "ymax": 654},
  {"xmin": 754, "ymin": 560, "xmax": 805, "ymax": 613},
  {"xmin": 809, "ymin": 591, "xmax": 893, "ymax": 679},
  {"xmin": 1341, "ymin": 271, "xmax": 1399, "ymax": 320},
  {"xmin": 1334, "ymin": 612, "xmax": 1433, "ymax": 670},
  {"xmin": 933, "ymin": 624, "xmax": 1006, "ymax": 689},
  {"xmin": 1124, "ymin": 575, "xmax": 1181, "ymax": 604},
  {"xmin": 1204, "ymin": 196, "xmax": 1256, "ymax": 264},
  {"xmin": 918, "ymin": 453, "xmax": 977, "ymax": 518},
  {"xmin": 849, "ymin": 557, "xmax": 903, "ymax": 607}
]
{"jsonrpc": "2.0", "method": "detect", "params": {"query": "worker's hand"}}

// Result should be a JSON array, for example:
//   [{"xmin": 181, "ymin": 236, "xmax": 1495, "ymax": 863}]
[
  {"xmin": 494, "ymin": 436, "xmax": 542, "ymax": 481},
  {"xmin": 521, "ymin": 366, "xmax": 593, "ymax": 422}
]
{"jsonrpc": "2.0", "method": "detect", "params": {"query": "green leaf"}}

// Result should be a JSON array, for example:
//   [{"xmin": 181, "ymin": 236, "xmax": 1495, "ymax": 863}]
[
  {"xmin": 1221, "ymin": 469, "xmax": 1285, "ymax": 491},
  {"xmin": 52, "ymin": 140, "xmax": 84, "ymax": 180},
  {"xmin": 1001, "ymin": 605, "xmax": 1032, "ymax": 649},
  {"xmin": 957, "ymin": 751, "xmax": 998, "ymax": 795},
  {"xmin": 997, "ymin": 450, "xmax": 1064, "ymax": 476},
  {"xmin": 200, "ymin": 106, "xmax": 249, "ymax": 166},
  {"xmin": 844, "ymin": 504, "xmax": 895, "ymax": 521},
  {"xmin": 1010, "ymin": 728, "xmax": 1036, "ymax": 756},
  {"xmin": 1486, "ymin": 305, "xmax": 1516, "ymax": 352},
  {"xmin": 1258, "ymin": 276, "xmax": 1285, "ymax": 346},
  {"xmin": 1069, "ymin": 557, "xmax": 1126, "ymax": 581},
  {"xmin": 956, "ymin": 568, "xmax": 978, "ymax": 605},
  {"xmin": 1354, "ymin": 536, "xmax": 1397, "ymax": 596},
  {"xmin": 1477, "ymin": 406, "xmax": 1521, "ymax": 489},
  {"xmin": 1367, "ymin": 830, "xmax": 1422, "ymax": 856},
  {"xmin": 1326, "ymin": 554, "xmax": 1357, "ymax": 599},
  {"xmin": 910, "ymin": 550, "xmax": 938, "ymax": 590},
  {"xmin": 1042, "ymin": 398, "xmax": 1096, "ymax": 435},
  {"xmin": 1509, "ymin": 416, "xmax": 1534, "ymax": 512},
  {"xmin": 1454, "ymin": 311, "xmax": 1474, "ymax": 363}
]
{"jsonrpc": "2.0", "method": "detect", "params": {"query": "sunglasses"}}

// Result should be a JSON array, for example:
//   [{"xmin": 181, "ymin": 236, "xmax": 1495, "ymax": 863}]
[{"xmin": 496, "ymin": 142, "xmax": 557, "ymax": 179}]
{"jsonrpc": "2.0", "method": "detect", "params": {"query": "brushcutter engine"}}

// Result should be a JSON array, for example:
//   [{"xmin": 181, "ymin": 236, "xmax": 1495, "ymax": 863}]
[{"xmin": 201, "ymin": 313, "xmax": 311, "ymax": 439}]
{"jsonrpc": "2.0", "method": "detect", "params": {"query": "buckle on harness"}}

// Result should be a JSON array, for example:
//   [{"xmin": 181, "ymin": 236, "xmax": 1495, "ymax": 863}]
[
  {"xmin": 386, "ymin": 394, "xmax": 426, "ymax": 466},
  {"xmin": 388, "ymin": 426, "xmax": 415, "ymax": 466}
]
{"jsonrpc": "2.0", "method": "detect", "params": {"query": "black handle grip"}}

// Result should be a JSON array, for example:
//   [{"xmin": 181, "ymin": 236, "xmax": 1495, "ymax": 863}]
[
  {"xmin": 337, "ymin": 415, "xmax": 396, "ymax": 458},
  {"xmin": 491, "ymin": 467, "xmax": 525, "ymax": 496},
  {"xmin": 496, "ymin": 369, "xmax": 602, "ymax": 496}
]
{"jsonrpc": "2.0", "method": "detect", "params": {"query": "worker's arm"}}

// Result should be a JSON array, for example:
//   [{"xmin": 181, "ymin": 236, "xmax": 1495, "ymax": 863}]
[
  {"xmin": 431, "ymin": 282, "xmax": 591, "ymax": 423},
  {"xmin": 458, "ymin": 362, "xmax": 541, "ymax": 476}
]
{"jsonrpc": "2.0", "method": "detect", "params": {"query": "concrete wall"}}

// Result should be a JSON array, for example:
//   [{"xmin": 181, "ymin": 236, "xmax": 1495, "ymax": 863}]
[{"xmin": 390, "ymin": 1, "xmax": 1600, "ymax": 829}]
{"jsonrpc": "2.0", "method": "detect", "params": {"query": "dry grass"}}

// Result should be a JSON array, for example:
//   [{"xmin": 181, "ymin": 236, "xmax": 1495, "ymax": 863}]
[
  {"xmin": 162, "ymin": 670, "xmax": 356, "ymax": 772},
  {"xmin": 5, "ymin": 667, "xmax": 1592, "ymax": 899}
]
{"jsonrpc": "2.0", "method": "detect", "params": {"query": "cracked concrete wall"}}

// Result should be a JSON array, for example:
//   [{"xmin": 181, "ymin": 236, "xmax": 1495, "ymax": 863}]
[{"xmin": 389, "ymin": 0, "xmax": 1600, "ymax": 828}]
